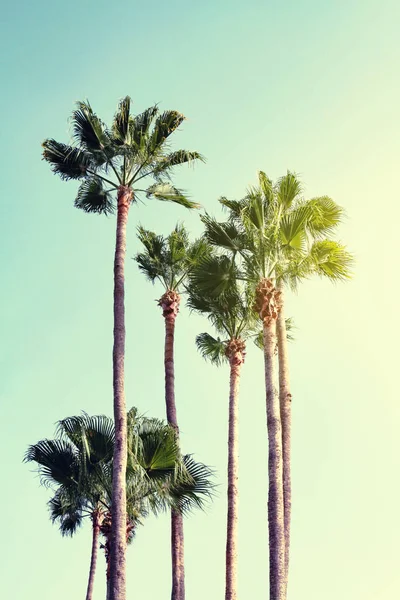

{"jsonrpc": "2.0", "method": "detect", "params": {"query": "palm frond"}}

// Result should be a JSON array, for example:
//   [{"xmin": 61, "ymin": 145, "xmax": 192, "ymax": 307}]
[
  {"xmin": 189, "ymin": 254, "xmax": 238, "ymax": 297},
  {"xmin": 130, "ymin": 105, "xmax": 159, "ymax": 147},
  {"xmin": 279, "ymin": 205, "xmax": 310, "ymax": 250},
  {"xmin": 153, "ymin": 150, "xmax": 205, "ymax": 177},
  {"xmin": 195, "ymin": 333, "xmax": 227, "ymax": 366},
  {"xmin": 310, "ymin": 240, "xmax": 354, "ymax": 281},
  {"xmin": 42, "ymin": 139, "xmax": 93, "ymax": 180},
  {"xmin": 200, "ymin": 214, "xmax": 245, "ymax": 252},
  {"xmin": 74, "ymin": 177, "xmax": 115, "ymax": 215},
  {"xmin": 112, "ymin": 96, "xmax": 132, "ymax": 145},
  {"xmin": 304, "ymin": 196, "xmax": 344, "ymax": 237},
  {"xmin": 24, "ymin": 439, "xmax": 79, "ymax": 488},
  {"xmin": 276, "ymin": 171, "xmax": 303, "ymax": 209},
  {"xmin": 145, "ymin": 183, "xmax": 199, "ymax": 209},
  {"xmin": 71, "ymin": 101, "xmax": 109, "ymax": 152},
  {"xmin": 170, "ymin": 455, "xmax": 215, "ymax": 515},
  {"xmin": 150, "ymin": 110, "xmax": 186, "ymax": 150}
]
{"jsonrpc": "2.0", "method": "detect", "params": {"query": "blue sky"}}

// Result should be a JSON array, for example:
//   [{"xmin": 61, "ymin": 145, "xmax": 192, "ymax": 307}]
[{"xmin": 1, "ymin": 0, "xmax": 400, "ymax": 598}]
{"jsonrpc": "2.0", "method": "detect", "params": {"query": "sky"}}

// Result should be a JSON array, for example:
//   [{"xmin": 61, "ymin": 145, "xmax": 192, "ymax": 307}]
[{"xmin": 1, "ymin": 0, "xmax": 400, "ymax": 598}]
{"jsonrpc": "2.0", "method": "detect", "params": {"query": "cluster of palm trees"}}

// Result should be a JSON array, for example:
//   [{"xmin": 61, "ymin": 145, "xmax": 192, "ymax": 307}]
[{"xmin": 26, "ymin": 96, "xmax": 352, "ymax": 600}]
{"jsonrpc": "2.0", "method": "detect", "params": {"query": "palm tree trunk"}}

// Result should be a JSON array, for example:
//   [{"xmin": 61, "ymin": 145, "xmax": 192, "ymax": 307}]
[
  {"xmin": 85, "ymin": 511, "xmax": 101, "ymax": 600},
  {"xmin": 160, "ymin": 290, "xmax": 185, "ymax": 600},
  {"xmin": 109, "ymin": 186, "xmax": 132, "ymax": 600},
  {"xmin": 225, "ymin": 340, "xmax": 245, "ymax": 600},
  {"xmin": 263, "ymin": 318, "xmax": 286, "ymax": 600},
  {"xmin": 255, "ymin": 278, "xmax": 285, "ymax": 600},
  {"xmin": 276, "ymin": 281, "xmax": 292, "ymax": 591}
]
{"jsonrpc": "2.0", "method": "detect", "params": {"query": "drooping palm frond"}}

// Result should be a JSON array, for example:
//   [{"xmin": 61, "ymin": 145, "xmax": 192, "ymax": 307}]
[
  {"xmin": 74, "ymin": 177, "xmax": 115, "ymax": 215},
  {"xmin": 169, "ymin": 455, "xmax": 215, "ymax": 516},
  {"xmin": 145, "ymin": 183, "xmax": 199, "ymax": 209},
  {"xmin": 195, "ymin": 333, "xmax": 227, "ymax": 366},
  {"xmin": 71, "ymin": 101, "xmax": 110, "ymax": 153},
  {"xmin": 48, "ymin": 488, "xmax": 86, "ymax": 536},
  {"xmin": 42, "ymin": 139, "xmax": 93, "ymax": 180},
  {"xmin": 24, "ymin": 439, "xmax": 80, "ymax": 488}
]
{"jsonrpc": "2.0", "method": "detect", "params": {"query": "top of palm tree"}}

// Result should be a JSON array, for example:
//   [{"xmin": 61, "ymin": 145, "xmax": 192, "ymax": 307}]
[
  {"xmin": 135, "ymin": 223, "xmax": 210, "ymax": 293},
  {"xmin": 42, "ymin": 97, "xmax": 205, "ymax": 215},
  {"xmin": 24, "ymin": 408, "xmax": 214, "ymax": 536},
  {"xmin": 198, "ymin": 171, "xmax": 352, "ymax": 290}
]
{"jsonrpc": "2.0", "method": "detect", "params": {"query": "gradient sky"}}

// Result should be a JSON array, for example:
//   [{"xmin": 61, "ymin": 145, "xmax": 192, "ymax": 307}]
[{"xmin": 1, "ymin": 1, "xmax": 400, "ymax": 598}]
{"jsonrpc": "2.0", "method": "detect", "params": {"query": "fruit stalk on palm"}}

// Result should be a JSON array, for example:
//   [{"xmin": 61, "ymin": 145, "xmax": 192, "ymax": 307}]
[{"xmin": 42, "ymin": 97, "xmax": 203, "ymax": 600}]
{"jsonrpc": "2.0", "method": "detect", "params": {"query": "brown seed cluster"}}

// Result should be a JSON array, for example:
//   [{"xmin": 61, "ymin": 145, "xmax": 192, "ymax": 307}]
[
  {"xmin": 158, "ymin": 290, "xmax": 181, "ymax": 319},
  {"xmin": 254, "ymin": 278, "xmax": 282, "ymax": 324},
  {"xmin": 225, "ymin": 338, "xmax": 246, "ymax": 366}
]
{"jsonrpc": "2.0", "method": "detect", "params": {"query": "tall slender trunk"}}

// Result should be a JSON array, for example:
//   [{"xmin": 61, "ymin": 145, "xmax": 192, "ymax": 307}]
[
  {"xmin": 225, "ymin": 339, "xmax": 245, "ymax": 600},
  {"xmin": 109, "ymin": 187, "xmax": 132, "ymax": 600},
  {"xmin": 255, "ymin": 279, "xmax": 285, "ymax": 600},
  {"xmin": 276, "ymin": 281, "xmax": 292, "ymax": 591},
  {"xmin": 85, "ymin": 511, "xmax": 101, "ymax": 600},
  {"xmin": 159, "ymin": 290, "xmax": 185, "ymax": 600}
]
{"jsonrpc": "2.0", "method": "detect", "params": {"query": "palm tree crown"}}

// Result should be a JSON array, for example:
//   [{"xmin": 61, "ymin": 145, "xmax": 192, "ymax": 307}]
[{"xmin": 42, "ymin": 97, "xmax": 204, "ymax": 213}]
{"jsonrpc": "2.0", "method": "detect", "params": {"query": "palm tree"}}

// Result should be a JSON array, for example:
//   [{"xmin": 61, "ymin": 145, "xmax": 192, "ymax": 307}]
[
  {"xmin": 188, "ymin": 253, "xmax": 259, "ymax": 600},
  {"xmin": 25, "ymin": 410, "xmax": 213, "ymax": 600},
  {"xmin": 198, "ymin": 172, "xmax": 352, "ymax": 599},
  {"xmin": 42, "ymin": 97, "xmax": 203, "ymax": 600},
  {"xmin": 135, "ymin": 224, "xmax": 209, "ymax": 600}
]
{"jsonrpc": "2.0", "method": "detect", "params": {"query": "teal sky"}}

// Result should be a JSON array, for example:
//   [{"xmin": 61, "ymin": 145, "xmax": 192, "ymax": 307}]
[{"xmin": 1, "ymin": 0, "xmax": 399, "ymax": 598}]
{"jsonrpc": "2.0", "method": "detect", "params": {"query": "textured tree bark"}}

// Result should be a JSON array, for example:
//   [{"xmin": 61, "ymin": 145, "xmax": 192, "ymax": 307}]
[
  {"xmin": 255, "ymin": 278, "xmax": 285, "ymax": 600},
  {"xmin": 276, "ymin": 281, "xmax": 292, "ymax": 592},
  {"xmin": 109, "ymin": 187, "xmax": 132, "ymax": 600},
  {"xmin": 159, "ymin": 290, "xmax": 185, "ymax": 600},
  {"xmin": 225, "ymin": 339, "xmax": 245, "ymax": 600},
  {"xmin": 85, "ymin": 511, "xmax": 101, "ymax": 600}
]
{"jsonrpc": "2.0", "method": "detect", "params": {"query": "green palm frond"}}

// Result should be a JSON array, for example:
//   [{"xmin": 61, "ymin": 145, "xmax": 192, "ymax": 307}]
[
  {"xmin": 71, "ymin": 101, "xmax": 110, "ymax": 153},
  {"xmin": 258, "ymin": 171, "xmax": 274, "ymax": 203},
  {"xmin": 195, "ymin": 333, "xmax": 227, "ymax": 366},
  {"xmin": 74, "ymin": 177, "xmax": 115, "ymax": 215},
  {"xmin": 48, "ymin": 488, "xmax": 85, "ymax": 537},
  {"xmin": 170, "ymin": 455, "xmax": 215, "ymax": 515},
  {"xmin": 153, "ymin": 150, "xmax": 205, "ymax": 177},
  {"xmin": 150, "ymin": 110, "xmax": 186, "ymax": 150},
  {"xmin": 57, "ymin": 414, "xmax": 115, "ymax": 465},
  {"xmin": 136, "ymin": 420, "xmax": 179, "ymax": 480},
  {"xmin": 42, "ymin": 139, "xmax": 93, "ymax": 180},
  {"xmin": 304, "ymin": 196, "xmax": 344, "ymax": 237},
  {"xmin": 189, "ymin": 254, "xmax": 238, "ymax": 297},
  {"xmin": 201, "ymin": 214, "xmax": 245, "ymax": 253},
  {"xmin": 145, "ymin": 183, "xmax": 199, "ymax": 209},
  {"xmin": 276, "ymin": 171, "xmax": 303, "ymax": 209},
  {"xmin": 24, "ymin": 439, "xmax": 79, "ymax": 488},
  {"xmin": 310, "ymin": 240, "xmax": 354, "ymax": 281},
  {"xmin": 130, "ymin": 105, "xmax": 159, "ymax": 146},
  {"xmin": 112, "ymin": 96, "xmax": 132, "ymax": 145},
  {"xmin": 279, "ymin": 205, "xmax": 310, "ymax": 250}
]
